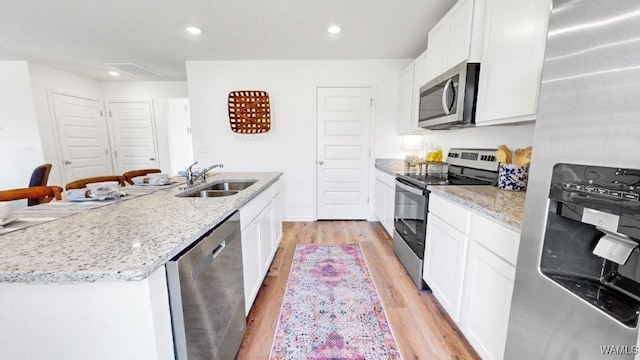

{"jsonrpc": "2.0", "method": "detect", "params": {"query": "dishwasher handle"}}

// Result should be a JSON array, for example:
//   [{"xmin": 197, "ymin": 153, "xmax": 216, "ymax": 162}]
[{"xmin": 191, "ymin": 241, "xmax": 226, "ymax": 280}]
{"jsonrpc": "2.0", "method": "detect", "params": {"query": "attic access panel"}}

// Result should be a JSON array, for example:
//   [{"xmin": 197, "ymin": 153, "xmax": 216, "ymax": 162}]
[{"xmin": 228, "ymin": 90, "xmax": 271, "ymax": 134}]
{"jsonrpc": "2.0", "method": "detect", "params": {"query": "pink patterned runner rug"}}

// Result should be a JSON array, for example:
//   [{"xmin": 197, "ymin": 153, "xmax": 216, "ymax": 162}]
[{"xmin": 270, "ymin": 244, "xmax": 401, "ymax": 360}]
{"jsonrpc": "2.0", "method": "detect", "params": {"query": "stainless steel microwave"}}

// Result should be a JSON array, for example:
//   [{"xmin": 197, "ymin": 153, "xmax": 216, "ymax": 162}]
[{"xmin": 418, "ymin": 62, "xmax": 480, "ymax": 130}]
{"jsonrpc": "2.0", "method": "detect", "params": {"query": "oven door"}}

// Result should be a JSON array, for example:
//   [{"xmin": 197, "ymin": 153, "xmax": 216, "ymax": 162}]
[{"xmin": 394, "ymin": 179, "xmax": 428, "ymax": 259}]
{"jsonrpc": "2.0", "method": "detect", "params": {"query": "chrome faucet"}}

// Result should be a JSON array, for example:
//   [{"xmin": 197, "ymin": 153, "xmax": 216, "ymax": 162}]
[{"xmin": 185, "ymin": 162, "xmax": 224, "ymax": 187}]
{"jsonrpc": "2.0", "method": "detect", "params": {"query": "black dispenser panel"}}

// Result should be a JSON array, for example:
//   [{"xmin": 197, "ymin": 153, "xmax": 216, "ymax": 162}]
[{"xmin": 541, "ymin": 163, "xmax": 640, "ymax": 327}]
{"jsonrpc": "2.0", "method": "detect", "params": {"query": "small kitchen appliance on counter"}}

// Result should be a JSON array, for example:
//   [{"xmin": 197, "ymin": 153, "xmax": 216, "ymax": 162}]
[{"xmin": 393, "ymin": 148, "xmax": 499, "ymax": 289}]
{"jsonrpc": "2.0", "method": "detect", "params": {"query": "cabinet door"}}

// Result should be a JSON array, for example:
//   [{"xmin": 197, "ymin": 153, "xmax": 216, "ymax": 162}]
[
  {"xmin": 475, "ymin": 0, "xmax": 550, "ymax": 125},
  {"xmin": 447, "ymin": 0, "xmax": 473, "ymax": 67},
  {"xmin": 273, "ymin": 192, "xmax": 282, "ymax": 248},
  {"xmin": 426, "ymin": 17, "xmax": 450, "ymax": 81},
  {"xmin": 423, "ymin": 213, "xmax": 468, "ymax": 322},
  {"xmin": 460, "ymin": 241, "xmax": 515, "ymax": 360},
  {"xmin": 397, "ymin": 62, "xmax": 415, "ymax": 134},
  {"xmin": 374, "ymin": 179, "xmax": 385, "ymax": 223},
  {"xmin": 412, "ymin": 49, "xmax": 429, "ymax": 129},
  {"xmin": 259, "ymin": 202, "xmax": 275, "ymax": 276},
  {"xmin": 241, "ymin": 221, "xmax": 262, "ymax": 315},
  {"xmin": 383, "ymin": 183, "xmax": 395, "ymax": 236}
]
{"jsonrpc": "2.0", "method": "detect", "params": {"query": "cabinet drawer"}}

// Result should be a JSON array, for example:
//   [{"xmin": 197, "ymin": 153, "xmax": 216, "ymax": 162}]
[
  {"xmin": 428, "ymin": 194, "xmax": 471, "ymax": 235},
  {"xmin": 471, "ymin": 213, "xmax": 520, "ymax": 266},
  {"xmin": 240, "ymin": 187, "xmax": 272, "ymax": 231},
  {"xmin": 375, "ymin": 170, "xmax": 396, "ymax": 188}
]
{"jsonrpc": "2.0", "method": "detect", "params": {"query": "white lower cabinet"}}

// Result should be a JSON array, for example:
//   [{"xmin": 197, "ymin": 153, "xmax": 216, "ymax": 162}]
[
  {"xmin": 460, "ymin": 241, "xmax": 515, "ymax": 360},
  {"xmin": 240, "ymin": 179, "xmax": 283, "ymax": 315},
  {"xmin": 425, "ymin": 193, "xmax": 521, "ymax": 360},
  {"xmin": 373, "ymin": 169, "xmax": 396, "ymax": 236},
  {"xmin": 424, "ymin": 213, "xmax": 468, "ymax": 322}
]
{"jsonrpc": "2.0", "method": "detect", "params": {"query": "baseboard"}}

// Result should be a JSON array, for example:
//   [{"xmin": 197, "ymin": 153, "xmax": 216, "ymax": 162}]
[{"xmin": 282, "ymin": 216, "xmax": 316, "ymax": 222}]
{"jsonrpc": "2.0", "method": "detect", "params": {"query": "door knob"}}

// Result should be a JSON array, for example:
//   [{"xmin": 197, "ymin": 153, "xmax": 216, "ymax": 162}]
[
  {"xmin": 318, "ymin": 161, "xmax": 324, "ymax": 165},
  {"xmin": 149, "ymin": 157, "xmax": 155, "ymax": 161},
  {"xmin": 64, "ymin": 160, "xmax": 72, "ymax": 165}
]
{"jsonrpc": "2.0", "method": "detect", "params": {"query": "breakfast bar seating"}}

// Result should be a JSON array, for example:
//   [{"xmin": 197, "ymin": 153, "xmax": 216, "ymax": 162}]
[
  {"xmin": 65, "ymin": 176, "xmax": 126, "ymax": 190},
  {"xmin": 122, "ymin": 169, "xmax": 161, "ymax": 185},
  {"xmin": 0, "ymin": 186, "xmax": 63, "ymax": 204}
]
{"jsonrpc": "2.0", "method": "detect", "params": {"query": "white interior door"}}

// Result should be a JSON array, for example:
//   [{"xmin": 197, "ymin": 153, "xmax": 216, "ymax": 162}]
[
  {"xmin": 107, "ymin": 101, "xmax": 159, "ymax": 173},
  {"xmin": 317, "ymin": 87, "xmax": 372, "ymax": 220},
  {"xmin": 167, "ymin": 98, "xmax": 194, "ymax": 175},
  {"xmin": 51, "ymin": 93, "xmax": 113, "ymax": 183}
]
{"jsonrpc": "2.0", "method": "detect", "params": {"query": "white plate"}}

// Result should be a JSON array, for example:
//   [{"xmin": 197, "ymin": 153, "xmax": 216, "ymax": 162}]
[
  {"xmin": 68, "ymin": 197, "xmax": 100, "ymax": 202},
  {"xmin": 134, "ymin": 181, "xmax": 174, "ymax": 186},
  {"xmin": 0, "ymin": 215, "xmax": 20, "ymax": 226}
]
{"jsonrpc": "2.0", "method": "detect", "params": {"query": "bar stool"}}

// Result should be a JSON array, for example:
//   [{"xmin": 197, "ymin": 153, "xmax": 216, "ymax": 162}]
[
  {"xmin": 65, "ymin": 176, "xmax": 125, "ymax": 190},
  {"xmin": 0, "ymin": 186, "xmax": 63, "ymax": 204},
  {"xmin": 122, "ymin": 169, "xmax": 162, "ymax": 185}
]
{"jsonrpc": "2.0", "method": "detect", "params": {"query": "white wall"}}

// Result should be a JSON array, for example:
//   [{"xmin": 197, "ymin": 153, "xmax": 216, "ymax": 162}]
[
  {"xmin": 166, "ymin": 98, "xmax": 194, "ymax": 175},
  {"xmin": 101, "ymin": 82, "xmax": 188, "ymax": 174},
  {"xmin": 419, "ymin": 123, "xmax": 536, "ymax": 155},
  {"xmin": 186, "ymin": 60, "xmax": 408, "ymax": 221},
  {"xmin": 28, "ymin": 62, "xmax": 105, "ymax": 186},
  {"xmin": 0, "ymin": 61, "xmax": 45, "ymax": 204}
]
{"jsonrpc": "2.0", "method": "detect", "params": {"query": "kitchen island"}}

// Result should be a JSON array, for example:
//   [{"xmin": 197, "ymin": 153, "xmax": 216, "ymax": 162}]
[{"xmin": 0, "ymin": 172, "xmax": 282, "ymax": 360}]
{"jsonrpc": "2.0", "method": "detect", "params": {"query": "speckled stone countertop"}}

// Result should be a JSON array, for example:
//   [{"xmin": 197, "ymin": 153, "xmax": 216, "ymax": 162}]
[
  {"xmin": 0, "ymin": 172, "xmax": 282, "ymax": 284},
  {"xmin": 375, "ymin": 159, "xmax": 405, "ymax": 175},
  {"xmin": 427, "ymin": 185, "xmax": 527, "ymax": 231}
]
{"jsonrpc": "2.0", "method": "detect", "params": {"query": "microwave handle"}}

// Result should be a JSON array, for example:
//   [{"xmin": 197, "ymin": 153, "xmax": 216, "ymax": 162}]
[{"xmin": 442, "ymin": 78, "xmax": 453, "ymax": 115}]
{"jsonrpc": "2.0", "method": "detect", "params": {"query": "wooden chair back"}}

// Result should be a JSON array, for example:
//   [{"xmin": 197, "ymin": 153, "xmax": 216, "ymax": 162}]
[
  {"xmin": 28, "ymin": 163, "xmax": 53, "ymax": 206},
  {"xmin": 122, "ymin": 169, "xmax": 162, "ymax": 185},
  {"xmin": 0, "ymin": 186, "xmax": 63, "ymax": 204},
  {"xmin": 65, "ymin": 176, "xmax": 125, "ymax": 190}
]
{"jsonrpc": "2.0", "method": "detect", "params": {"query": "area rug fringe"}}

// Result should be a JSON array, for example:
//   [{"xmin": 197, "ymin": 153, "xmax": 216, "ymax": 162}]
[{"xmin": 269, "ymin": 244, "xmax": 402, "ymax": 360}]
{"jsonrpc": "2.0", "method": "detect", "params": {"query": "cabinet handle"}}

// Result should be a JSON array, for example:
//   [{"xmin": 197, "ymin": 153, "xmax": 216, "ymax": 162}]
[
  {"xmin": 442, "ymin": 78, "xmax": 453, "ymax": 115},
  {"xmin": 318, "ymin": 161, "xmax": 324, "ymax": 165},
  {"xmin": 149, "ymin": 157, "xmax": 155, "ymax": 161},
  {"xmin": 64, "ymin": 160, "xmax": 72, "ymax": 165}
]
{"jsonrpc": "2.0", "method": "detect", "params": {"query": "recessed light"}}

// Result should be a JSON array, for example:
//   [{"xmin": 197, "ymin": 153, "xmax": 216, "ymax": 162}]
[
  {"xmin": 108, "ymin": 71, "xmax": 120, "ymax": 77},
  {"xmin": 327, "ymin": 25, "xmax": 341, "ymax": 34},
  {"xmin": 186, "ymin": 26, "xmax": 202, "ymax": 35}
]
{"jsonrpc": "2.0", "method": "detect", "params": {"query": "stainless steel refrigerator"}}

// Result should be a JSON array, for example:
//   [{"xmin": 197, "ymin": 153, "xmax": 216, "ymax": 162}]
[{"xmin": 505, "ymin": 0, "xmax": 640, "ymax": 359}]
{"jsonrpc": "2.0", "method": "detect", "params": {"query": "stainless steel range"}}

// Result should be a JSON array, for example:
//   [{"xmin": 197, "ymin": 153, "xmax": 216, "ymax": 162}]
[{"xmin": 393, "ymin": 148, "xmax": 500, "ymax": 289}]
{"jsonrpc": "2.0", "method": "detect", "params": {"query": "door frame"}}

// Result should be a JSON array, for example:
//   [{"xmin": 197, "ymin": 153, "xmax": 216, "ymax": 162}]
[
  {"xmin": 314, "ymin": 84, "xmax": 377, "ymax": 220},
  {"xmin": 47, "ymin": 90, "xmax": 112, "ymax": 185},
  {"xmin": 104, "ymin": 99, "xmax": 160, "ymax": 174}
]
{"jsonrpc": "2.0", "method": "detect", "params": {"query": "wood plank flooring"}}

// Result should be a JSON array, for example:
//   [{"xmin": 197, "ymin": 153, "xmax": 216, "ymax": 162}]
[{"xmin": 237, "ymin": 221, "xmax": 480, "ymax": 360}]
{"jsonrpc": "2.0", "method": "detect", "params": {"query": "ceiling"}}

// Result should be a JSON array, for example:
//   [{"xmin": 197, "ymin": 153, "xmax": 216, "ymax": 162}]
[{"xmin": 0, "ymin": 0, "xmax": 456, "ymax": 81}]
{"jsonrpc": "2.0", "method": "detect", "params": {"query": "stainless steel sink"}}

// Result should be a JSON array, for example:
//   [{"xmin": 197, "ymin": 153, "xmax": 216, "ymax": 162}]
[
  {"xmin": 189, "ymin": 190, "xmax": 239, "ymax": 198},
  {"xmin": 176, "ymin": 180, "xmax": 257, "ymax": 198},
  {"xmin": 201, "ymin": 181, "xmax": 256, "ymax": 191}
]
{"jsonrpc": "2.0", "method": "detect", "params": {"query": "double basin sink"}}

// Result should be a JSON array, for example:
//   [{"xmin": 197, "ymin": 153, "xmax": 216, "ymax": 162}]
[{"xmin": 176, "ymin": 180, "xmax": 257, "ymax": 198}]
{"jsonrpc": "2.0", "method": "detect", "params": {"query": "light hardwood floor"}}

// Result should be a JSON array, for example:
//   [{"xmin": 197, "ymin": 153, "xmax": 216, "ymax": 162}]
[{"xmin": 237, "ymin": 221, "xmax": 480, "ymax": 360}]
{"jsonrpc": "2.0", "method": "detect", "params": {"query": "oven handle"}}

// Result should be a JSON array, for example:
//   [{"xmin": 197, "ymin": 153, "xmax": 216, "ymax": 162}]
[{"xmin": 396, "ymin": 179, "xmax": 424, "ymax": 195}]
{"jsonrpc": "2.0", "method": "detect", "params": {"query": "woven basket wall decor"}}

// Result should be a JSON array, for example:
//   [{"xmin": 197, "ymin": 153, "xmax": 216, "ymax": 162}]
[{"xmin": 228, "ymin": 90, "xmax": 271, "ymax": 134}]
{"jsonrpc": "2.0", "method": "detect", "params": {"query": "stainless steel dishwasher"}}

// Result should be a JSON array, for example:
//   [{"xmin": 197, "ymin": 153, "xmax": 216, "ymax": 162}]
[{"xmin": 166, "ymin": 211, "xmax": 246, "ymax": 360}]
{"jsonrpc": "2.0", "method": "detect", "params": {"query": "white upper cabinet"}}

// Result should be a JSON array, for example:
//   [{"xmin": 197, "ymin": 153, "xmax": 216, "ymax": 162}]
[
  {"xmin": 426, "ymin": 0, "xmax": 474, "ymax": 82},
  {"xmin": 474, "ymin": 0, "xmax": 551, "ymax": 125},
  {"xmin": 397, "ymin": 62, "xmax": 415, "ymax": 134},
  {"xmin": 447, "ymin": 0, "xmax": 474, "ymax": 66},
  {"xmin": 397, "ymin": 49, "xmax": 429, "ymax": 135}
]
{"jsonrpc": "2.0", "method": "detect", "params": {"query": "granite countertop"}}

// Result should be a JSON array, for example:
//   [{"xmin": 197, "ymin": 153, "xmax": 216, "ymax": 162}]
[
  {"xmin": 427, "ymin": 185, "xmax": 527, "ymax": 231},
  {"xmin": 375, "ymin": 159, "xmax": 405, "ymax": 175},
  {"xmin": 0, "ymin": 172, "xmax": 282, "ymax": 284}
]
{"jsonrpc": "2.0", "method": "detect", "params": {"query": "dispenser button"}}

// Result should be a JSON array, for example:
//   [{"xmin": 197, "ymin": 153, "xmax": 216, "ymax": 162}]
[
  {"xmin": 609, "ymin": 191, "xmax": 622, "ymax": 198},
  {"xmin": 623, "ymin": 193, "xmax": 639, "ymax": 201},
  {"xmin": 585, "ymin": 186, "xmax": 597, "ymax": 193}
]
